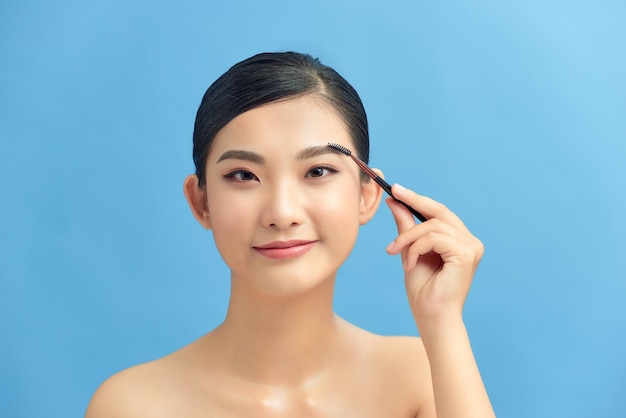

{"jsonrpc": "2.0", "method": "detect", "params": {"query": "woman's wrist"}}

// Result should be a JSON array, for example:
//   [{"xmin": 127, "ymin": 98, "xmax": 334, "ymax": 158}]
[
  {"xmin": 416, "ymin": 315, "xmax": 495, "ymax": 418},
  {"xmin": 414, "ymin": 312, "xmax": 467, "ymax": 347}
]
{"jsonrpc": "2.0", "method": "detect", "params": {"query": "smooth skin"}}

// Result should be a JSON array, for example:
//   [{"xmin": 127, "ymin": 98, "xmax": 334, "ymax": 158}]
[{"xmin": 85, "ymin": 95, "xmax": 495, "ymax": 418}]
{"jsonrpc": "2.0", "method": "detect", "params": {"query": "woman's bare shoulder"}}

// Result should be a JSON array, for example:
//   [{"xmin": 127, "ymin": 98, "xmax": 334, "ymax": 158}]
[
  {"xmin": 84, "ymin": 359, "xmax": 169, "ymax": 418},
  {"xmin": 339, "ymin": 319, "xmax": 430, "ymax": 377},
  {"xmin": 84, "ymin": 338, "xmax": 212, "ymax": 418},
  {"xmin": 339, "ymin": 320, "xmax": 435, "ymax": 415},
  {"xmin": 368, "ymin": 333, "xmax": 431, "ymax": 383},
  {"xmin": 371, "ymin": 333, "xmax": 435, "ymax": 416}
]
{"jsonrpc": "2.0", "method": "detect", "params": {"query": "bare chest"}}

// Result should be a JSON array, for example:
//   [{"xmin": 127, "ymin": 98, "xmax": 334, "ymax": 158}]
[{"xmin": 156, "ymin": 379, "xmax": 416, "ymax": 418}]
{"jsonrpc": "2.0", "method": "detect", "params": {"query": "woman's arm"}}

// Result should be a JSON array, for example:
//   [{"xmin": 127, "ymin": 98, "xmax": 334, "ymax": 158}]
[{"xmin": 385, "ymin": 184, "xmax": 495, "ymax": 418}]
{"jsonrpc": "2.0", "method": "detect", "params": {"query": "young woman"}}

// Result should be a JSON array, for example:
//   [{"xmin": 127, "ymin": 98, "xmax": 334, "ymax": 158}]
[{"xmin": 86, "ymin": 52, "xmax": 495, "ymax": 418}]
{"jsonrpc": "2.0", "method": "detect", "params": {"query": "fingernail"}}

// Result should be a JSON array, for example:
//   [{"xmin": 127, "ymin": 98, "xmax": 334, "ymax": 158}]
[
  {"xmin": 386, "ymin": 241, "xmax": 395, "ymax": 252},
  {"xmin": 394, "ymin": 183, "xmax": 406, "ymax": 192}
]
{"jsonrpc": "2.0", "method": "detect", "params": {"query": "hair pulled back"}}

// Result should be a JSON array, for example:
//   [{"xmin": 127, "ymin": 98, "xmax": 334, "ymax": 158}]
[{"xmin": 192, "ymin": 52, "xmax": 369, "ymax": 187}]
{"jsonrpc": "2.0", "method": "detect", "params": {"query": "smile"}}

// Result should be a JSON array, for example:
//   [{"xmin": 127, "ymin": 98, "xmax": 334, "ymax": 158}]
[{"xmin": 253, "ymin": 240, "xmax": 317, "ymax": 260}]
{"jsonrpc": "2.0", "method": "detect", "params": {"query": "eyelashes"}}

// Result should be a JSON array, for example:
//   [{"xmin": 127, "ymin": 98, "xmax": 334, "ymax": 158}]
[
  {"xmin": 306, "ymin": 166, "xmax": 338, "ymax": 178},
  {"xmin": 223, "ymin": 170, "xmax": 258, "ymax": 182},
  {"xmin": 223, "ymin": 165, "xmax": 339, "ymax": 183}
]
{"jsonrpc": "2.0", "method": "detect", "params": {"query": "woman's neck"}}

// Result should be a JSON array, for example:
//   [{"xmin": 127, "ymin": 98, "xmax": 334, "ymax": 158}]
[{"xmin": 210, "ymin": 274, "xmax": 346, "ymax": 386}]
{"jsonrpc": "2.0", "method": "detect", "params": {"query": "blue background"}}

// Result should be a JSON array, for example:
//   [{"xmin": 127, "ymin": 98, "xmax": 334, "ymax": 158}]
[{"xmin": 1, "ymin": 1, "xmax": 625, "ymax": 417}]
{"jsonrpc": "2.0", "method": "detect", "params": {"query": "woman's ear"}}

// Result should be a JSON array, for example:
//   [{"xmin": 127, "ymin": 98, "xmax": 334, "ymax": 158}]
[
  {"xmin": 358, "ymin": 168, "xmax": 384, "ymax": 225},
  {"xmin": 183, "ymin": 175, "xmax": 212, "ymax": 229}
]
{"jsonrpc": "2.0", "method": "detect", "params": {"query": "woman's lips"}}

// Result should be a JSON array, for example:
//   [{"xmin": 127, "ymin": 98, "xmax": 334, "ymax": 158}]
[{"xmin": 253, "ymin": 240, "xmax": 317, "ymax": 260}]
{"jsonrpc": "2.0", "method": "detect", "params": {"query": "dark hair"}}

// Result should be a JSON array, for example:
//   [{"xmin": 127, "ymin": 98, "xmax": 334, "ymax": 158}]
[{"xmin": 192, "ymin": 52, "xmax": 369, "ymax": 187}]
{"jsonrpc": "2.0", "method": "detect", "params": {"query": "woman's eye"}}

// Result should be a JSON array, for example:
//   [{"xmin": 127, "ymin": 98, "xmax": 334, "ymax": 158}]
[
  {"xmin": 225, "ymin": 170, "xmax": 258, "ymax": 182},
  {"xmin": 306, "ymin": 166, "xmax": 337, "ymax": 178}
]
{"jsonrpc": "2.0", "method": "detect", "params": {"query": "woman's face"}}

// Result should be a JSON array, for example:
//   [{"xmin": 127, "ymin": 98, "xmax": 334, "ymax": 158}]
[{"xmin": 202, "ymin": 95, "xmax": 377, "ymax": 296}]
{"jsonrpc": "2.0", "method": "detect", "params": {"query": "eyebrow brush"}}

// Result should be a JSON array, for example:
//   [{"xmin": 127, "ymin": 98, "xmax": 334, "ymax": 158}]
[{"xmin": 327, "ymin": 143, "xmax": 427, "ymax": 222}]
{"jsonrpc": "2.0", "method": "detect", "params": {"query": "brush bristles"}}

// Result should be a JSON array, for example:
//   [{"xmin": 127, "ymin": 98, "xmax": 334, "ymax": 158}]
[{"xmin": 327, "ymin": 143, "xmax": 352, "ymax": 156}]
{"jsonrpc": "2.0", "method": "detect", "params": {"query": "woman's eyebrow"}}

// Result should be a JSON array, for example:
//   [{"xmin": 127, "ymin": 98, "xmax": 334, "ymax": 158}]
[
  {"xmin": 296, "ymin": 145, "xmax": 340, "ymax": 160},
  {"xmin": 216, "ymin": 150, "xmax": 264, "ymax": 164},
  {"xmin": 217, "ymin": 146, "xmax": 339, "ymax": 164}
]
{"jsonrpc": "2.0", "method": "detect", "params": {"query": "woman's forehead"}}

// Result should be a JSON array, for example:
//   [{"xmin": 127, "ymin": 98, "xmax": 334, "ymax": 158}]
[{"xmin": 209, "ymin": 96, "xmax": 353, "ymax": 155}]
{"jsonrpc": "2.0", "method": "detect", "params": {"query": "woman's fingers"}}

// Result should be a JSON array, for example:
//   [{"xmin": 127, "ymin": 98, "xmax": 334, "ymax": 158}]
[
  {"xmin": 402, "ymin": 231, "xmax": 480, "ymax": 271},
  {"xmin": 386, "ymin": 196, "xmax": 417, "ymax": 236},
  {"xmin": 384, "ymin": 184, "xmax": 485, "ymax": 327},
  {"xmin": 385, "ymin": 190, "xmax": 484, "ymax": 271},
  {"xmin": 386, "ymin": 215, "xmax": 459, "ymax": 255}
]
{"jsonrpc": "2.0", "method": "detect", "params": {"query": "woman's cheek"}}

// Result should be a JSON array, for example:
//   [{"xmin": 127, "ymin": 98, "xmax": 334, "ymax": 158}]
[
  {"xmin": 318, "ymin": 186, "xmax": 362, "ymax": 237},
  {"xmin": 208, "ymin": 193, "xmax": 254, "ymax": 248},
  {"xmin": 210, "ymin": 188, "xmax": 254, "ymax": 222},
  {"xmin": 328, "ymin": 184, "xmax": 361, "ymax": 218}
]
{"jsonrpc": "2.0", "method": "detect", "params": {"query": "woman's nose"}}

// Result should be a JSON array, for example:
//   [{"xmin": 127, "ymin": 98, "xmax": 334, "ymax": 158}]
[{"xmin": 261, "ymin": 182, "xmax": 306, "ymax": 230}]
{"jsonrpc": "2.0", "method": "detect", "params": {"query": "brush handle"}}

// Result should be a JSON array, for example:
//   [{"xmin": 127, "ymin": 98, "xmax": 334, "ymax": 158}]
[{"xmin": 374, "ymin": 177, "xmax": 427, "ymax": 223}]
